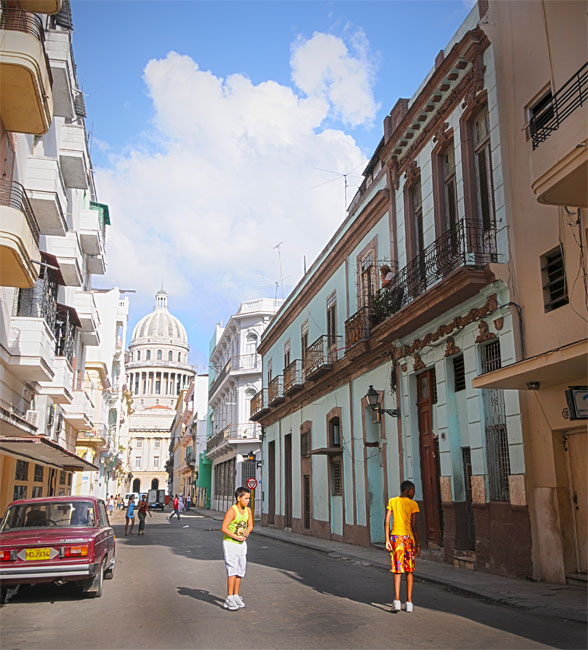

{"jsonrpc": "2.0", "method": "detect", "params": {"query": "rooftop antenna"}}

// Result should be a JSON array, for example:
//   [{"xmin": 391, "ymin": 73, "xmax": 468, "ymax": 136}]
[
  {"xmin": 313, "ymin": 166, "xmax": 363, "ymax": 209},
  {"xmin": 274, "ymin": 241, "xmax": 284, "ymax": 299}
]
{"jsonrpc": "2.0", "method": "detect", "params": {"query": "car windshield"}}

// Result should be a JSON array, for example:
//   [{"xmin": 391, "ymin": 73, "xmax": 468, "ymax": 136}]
[{"xmin": 0, "ymin": 501, "xmax": 97, "ymax": 531}]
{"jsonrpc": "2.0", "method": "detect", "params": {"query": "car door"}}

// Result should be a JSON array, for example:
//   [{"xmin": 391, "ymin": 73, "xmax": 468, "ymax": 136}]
[{"xmin": 97, "ymin": 501, "xmax": 114, "ymax": 567}]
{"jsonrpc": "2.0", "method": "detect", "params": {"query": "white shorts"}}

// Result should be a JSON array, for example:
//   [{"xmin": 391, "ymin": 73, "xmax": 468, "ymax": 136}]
[{"xmin": 223, "ymin": 540, "xmax": 247, "ymax": 577}]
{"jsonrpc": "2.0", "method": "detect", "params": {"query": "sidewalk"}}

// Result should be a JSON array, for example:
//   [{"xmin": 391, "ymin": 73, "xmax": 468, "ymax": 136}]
[{"xmin": 189, "ymin": 507, "xmax": 587, "ymax": 624}]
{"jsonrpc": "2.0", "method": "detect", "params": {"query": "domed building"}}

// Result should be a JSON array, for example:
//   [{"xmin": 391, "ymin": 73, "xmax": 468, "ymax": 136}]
[{"xmin": 124, "ymin": 289, "xmax": 195, "ymax": 495}]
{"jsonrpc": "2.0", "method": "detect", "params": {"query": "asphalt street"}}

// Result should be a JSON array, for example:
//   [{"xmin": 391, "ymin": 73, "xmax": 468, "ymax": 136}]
[{"xmin": 0, "ymin": 511, "xmax": 586, "ymax": 650}]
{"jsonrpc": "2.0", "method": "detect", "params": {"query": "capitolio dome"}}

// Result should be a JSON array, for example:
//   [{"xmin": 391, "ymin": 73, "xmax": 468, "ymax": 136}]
[{"xmin": 130, "ymin": 289, "xmax": 188, "ymax": 350}]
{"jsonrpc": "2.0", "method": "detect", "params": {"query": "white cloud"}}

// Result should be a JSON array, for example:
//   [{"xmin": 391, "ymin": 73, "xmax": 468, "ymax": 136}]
[{"xmin": 98, "ymin": 32, "xmax": 378, "ymax": 347}]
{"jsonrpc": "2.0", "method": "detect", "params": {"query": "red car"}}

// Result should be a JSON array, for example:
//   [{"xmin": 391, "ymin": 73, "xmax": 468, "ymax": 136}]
[{"xmin": 0, "ymin": 496, "xmax": 115, "ymax": 603}]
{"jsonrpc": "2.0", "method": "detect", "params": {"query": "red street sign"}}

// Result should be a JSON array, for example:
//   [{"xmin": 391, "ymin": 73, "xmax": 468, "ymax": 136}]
[{"xmin": 246, "ymin": 478, "xmax": 258, "ymax": 490}]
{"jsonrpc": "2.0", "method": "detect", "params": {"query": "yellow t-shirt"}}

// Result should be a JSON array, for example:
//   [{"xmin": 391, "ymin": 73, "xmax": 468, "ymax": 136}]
[{"xmin": 387, "ymin": 496, "xmax": 419, "ymax": 539}]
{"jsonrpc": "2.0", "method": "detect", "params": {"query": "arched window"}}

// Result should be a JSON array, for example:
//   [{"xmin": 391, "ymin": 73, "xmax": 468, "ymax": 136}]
[
  {"xmin": 246, "ymin": 333, "xmax": 257, "ymax": 355},
  {"xmin": 137, "ymin": 350, "xmax": 141, "ymax": 361},
  {"xmin": 178, "ymin": 352, "xmax": 181, "ymax": 362},
  {"xmin": 168, "ymin": 351, "xmax": 173, "ymax": 361},
  {"xmin": 157, "ymin": 349, "xmax": 162, "ymax": 360},
  {"xmin": 146, "ymin": 350, "xmax": 151, "ymax": 360}
]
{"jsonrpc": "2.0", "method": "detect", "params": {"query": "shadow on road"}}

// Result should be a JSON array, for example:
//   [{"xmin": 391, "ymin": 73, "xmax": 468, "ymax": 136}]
[{"xmin": 176, "ymin": 586, "xmax": 225, "ymax": 609}]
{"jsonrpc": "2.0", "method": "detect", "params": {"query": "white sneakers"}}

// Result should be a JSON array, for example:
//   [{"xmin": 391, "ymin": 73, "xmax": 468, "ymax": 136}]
[
  {"xmin": 223, "ymin": 595, "xmax": 245, "ymax": 610},
  {"xmin": 392, "ymin": 600, "xmax": 414, "ymax": 612}
]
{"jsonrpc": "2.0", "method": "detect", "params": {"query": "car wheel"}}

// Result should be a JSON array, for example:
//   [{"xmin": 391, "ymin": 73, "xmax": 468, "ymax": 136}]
[
  {"xmin": 104, "ymin": 561, "xmax": 115, "ymax": 580},
  {"xmin": 0, "ymin": 585, "xmax": 8, "ymax": 604},
  {"xmin": 81, "ymin": 562, "xmax": 104, "ymax": 598}
]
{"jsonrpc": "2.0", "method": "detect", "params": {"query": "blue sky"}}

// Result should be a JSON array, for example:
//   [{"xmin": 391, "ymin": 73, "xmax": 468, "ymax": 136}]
[{"xmin": 72, "ymin": 0, "xmax": 474, "ymax": 369}]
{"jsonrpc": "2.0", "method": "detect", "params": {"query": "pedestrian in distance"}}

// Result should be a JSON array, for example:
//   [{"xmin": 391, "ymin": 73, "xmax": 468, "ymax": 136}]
[
  {"xmin": 385, "ymin": 480, "xmax": 421, "ymax": 613},
  {"xmin": 178, "ymin": 494, "xmax": 184, "ymax": 513},
  {"xmin": 137, "ymin": 495, "xmax": 152, "ymax": 535},
  {"xmin": 221, "ymin": 487, "xmax": 253, "ymax": 611},
  {"xmin": 185, "ymin": 494, "xmax": 191, "ymax": 511},
  {"xmin": 106, "ymin": 495, "xmax": 115, "ymax": 518},
  {"xmin": 168, "ymin": 494, "xmax": 180, "ymax": 520},
  {"xmin": 125, "ymin": 495, "xmax": 137, "ymax": 536}
]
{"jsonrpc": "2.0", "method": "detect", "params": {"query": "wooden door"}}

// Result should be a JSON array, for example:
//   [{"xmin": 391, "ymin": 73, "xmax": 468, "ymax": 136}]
[
  {"xmin": 417, "ymin": 370, "xmax": 443, "ymax": 546},
  {"xmin": 284, "ymin": 434, "xmax": 292, "ymax": 528},
  {"xmin": 268, "ymin": 441, "xmax": 275, "ymax": 524},
  {"xmin": 567, "ymin": 432, "xmax": 587, "ymax": 573}
]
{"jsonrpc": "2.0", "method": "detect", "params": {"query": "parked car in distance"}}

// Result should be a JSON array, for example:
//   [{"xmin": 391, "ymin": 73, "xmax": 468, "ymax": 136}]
[
  {"xmin": 123, "ymin": 492, "xmax": 139, "ymax": 507},
  {"xmin": 147, "ymin": 488, "xmax": 166, "ymax": 511},
  {"xmin": 0, "ymin": 496, "xmax": 115, "ymax": 603}
]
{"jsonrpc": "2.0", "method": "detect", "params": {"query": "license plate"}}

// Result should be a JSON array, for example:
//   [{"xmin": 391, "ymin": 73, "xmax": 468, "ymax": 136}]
[{"xmin": 25, "ymin": 548, "xmax": 51, "ymax": 561}]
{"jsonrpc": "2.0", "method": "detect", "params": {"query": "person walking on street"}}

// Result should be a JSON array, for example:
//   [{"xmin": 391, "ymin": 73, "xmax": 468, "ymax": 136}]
[
  {"xmin": 221, "ymin": 487, "xmax": 253, "ymax": 611},
  {"xmin": 106, "ymin": 495, "xmax": 115, "ymax": 519},
  {"xmin": 125, "ymin": 495, "xmax": 137, "ymax": 536},
  {"xmin": 385, "ymin": 480, "xmax": 420, "ymax": 613},
  {"xmin": 178, "ymin": 495, "xmax": 184, "ymax": 513},
  {"xmin": 168, "ymin": 494, "xmax": 180, "ymax": 520},
  {"xmin": 186, "ymin": 494, "xmax": 191, "ymax": 511},
  {"xmin": 137, "ymin": 495, "xmax": 152, "ymax": 535}
]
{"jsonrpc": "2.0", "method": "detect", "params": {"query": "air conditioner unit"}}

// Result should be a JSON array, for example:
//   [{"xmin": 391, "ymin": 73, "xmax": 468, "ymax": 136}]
[{"xmin": 25, "ymin": 410, "xmax": 39, "ymax": 428}]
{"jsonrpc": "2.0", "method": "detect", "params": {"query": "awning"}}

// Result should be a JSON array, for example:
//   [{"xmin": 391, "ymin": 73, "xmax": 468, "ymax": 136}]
[
  {"xmin": 0, "ymin": 436, "xmax": 99, "ymax": 472},
  {"xmin": 472, "ymin": 339, "xmax": 588, "ymax": 390},
  {"xmin": 40, "ymin": 251, "xmax": 66, "ymax": 286},
  {"xmin": 56, "ymin": 302, "xmax": 82, "ymax": 328}
]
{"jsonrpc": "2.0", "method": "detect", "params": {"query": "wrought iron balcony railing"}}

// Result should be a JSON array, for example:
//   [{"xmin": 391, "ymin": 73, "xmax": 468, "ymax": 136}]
[
  {"xmin": 207, "ymin": 423, "xmax": 261, "ymax": 452},
  {"xmin": 344, "ymin": 306, "xmax": 371, "ymax": 348},
  {"xmin": 54, "ymin": 306, "xmax": 75, "ymax": 363},
  {"xmin": 16, "ymin": 265, "xmax": 58, "ymax": 331},
  {"xmin": 530, "ymin": 61, "xmax": 588, "ymax": 150},
  {"xmin": 268, "ymin": 375, "xmax": 284, "ymax": 405},
  {"xmin": 250, "ymin": 388, "xmax": 268, "ymax": 419},
  {"xmin": 0, "ymin": 178, "xmax": 40, "ymax": 243},
  {"xmin": 283, "ymin": 359, "xmax": 304, "ymax": 395},
  {"xmin": 304, "ymin": 335, "xmax": 342, "ymax": 380},
  {"xmin": 363, "ymin": 220, "xmax": 497, "ymax": 329}
]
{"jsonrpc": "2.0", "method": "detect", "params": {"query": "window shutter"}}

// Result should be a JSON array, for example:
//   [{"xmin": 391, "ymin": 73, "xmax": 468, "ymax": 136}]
[{"xmin": 476, "ymin": 146, "xmax": 494, "ymax": 230}]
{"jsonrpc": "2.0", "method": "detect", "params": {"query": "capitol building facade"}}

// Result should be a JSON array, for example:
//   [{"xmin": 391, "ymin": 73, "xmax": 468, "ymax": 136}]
[{"xmin": 125, "ymin": 289, "xmax": 195, "ymax": 494}]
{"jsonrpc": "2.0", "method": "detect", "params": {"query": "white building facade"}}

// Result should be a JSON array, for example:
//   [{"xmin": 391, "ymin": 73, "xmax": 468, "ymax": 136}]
[
  {"xmin": 207, "ymin": 298, "xmax": 282, "ymax": 514},
  {"xmin": 124, "ymin": 289, "xmax": 195, "ymax": 495}
]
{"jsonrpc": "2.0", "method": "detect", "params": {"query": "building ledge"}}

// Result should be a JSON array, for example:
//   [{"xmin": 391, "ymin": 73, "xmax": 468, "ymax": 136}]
[{"xmin": 472, "ymin": 338, "xmax": 587, "ymax": 390}]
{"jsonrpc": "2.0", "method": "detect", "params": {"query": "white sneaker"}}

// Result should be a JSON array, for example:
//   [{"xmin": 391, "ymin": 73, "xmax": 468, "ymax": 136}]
[
  {"xmin": 392, "ymin": 599, "xmax": 401, "ymax": 612},
  {"xmin": 223, "ymin": 596, "xmax": 239, "ymax": 611},
  {"xmin": 233, "ymin": 594, "xmax": 245, "ymax": 608},
  {"xmin": 404, "ymin": 601, "xmax": 414, "ymax": 613}
]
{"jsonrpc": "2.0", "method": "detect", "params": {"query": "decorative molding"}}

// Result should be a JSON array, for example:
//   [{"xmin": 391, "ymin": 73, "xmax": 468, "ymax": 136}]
[
  {"xmin": 475, "ymin": 320, "xmax": 496, "ymax": 344},
  {"xmin": 413, "ymin": 354, "xmax": 425, "ymax": 372},
  {"xmin": 401, "ymin": 363, "xmax": 407, "ymax": 373},
  {"xmin": 389, "ymin": 156, "xmax": 400, "ymax": 190},
  {"xmin": 400, "ymin": 293, "xmax": 498, "ymax": 358},
  {"xmin": 404, "ymin": 159, "xmax": 420, "ymax": 182},
  {"xmin": 493, "ymin": 317, "xmax": 504, "ymax": 331},
  {"xmin": 433, "ymin": 121, "xmax": 451, "ymax": 146},
  {"xmin": 444, "ymin": 336, "xmax": 461, "ymax": 357}
]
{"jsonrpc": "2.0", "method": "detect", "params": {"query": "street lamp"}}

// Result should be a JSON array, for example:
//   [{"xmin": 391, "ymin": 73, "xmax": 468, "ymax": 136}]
[{"xmin": 366, "ymin": 385, "xmax": 400, "ymax": 418}]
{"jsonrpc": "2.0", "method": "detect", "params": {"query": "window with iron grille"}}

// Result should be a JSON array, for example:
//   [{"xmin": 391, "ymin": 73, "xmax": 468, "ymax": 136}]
[
  {"xmin": 301, "ymin": 431, "xmax": 310, "ymax": 457},
  {"xmin": 442, "ymin": 143, "xmax": 458, "ymax": 232},
  {"xmin": 242, "ymin": 459, "xmax": 256, "ymax": 483},
  {"xmin": 329, "ymin": 417, "xmax": 341, "ymax": 448},
  {"xmin": 327, "ymin": 293, "xmax": 337, "ymax": 341},
  {"xmin": 331, "ymin": 459, "xmax": 343, "ymax": 496},
  {"xmin": 529, "ymin": 92, "xmax": 554, "ymax": 139},
  {"xmin": 481, "ymin": 340, "xmax": 510, "ymax": 501},
  {"xmin": 410, "ymin": 180, "xmax": 425, "ymax": 258},
  {"xmin": 360, "ymin": 251, "xmax": 376, "ymax": 307},
  {"xmin": 15, "ymin": 460, "xmax": 28, "ymax": 481},
  {"xmin": 59, "ymin": 470, "xmax": 66, "ymax": 485},
  {"xmin": 431, "ymin": 367, "xmax": 438, "ymax": 404},
  {"xmin": 453, "ymin": 354, "xmax": 466, "ymax": 392},
  {"xmin": 472, "ymin": 106, "xmax": 495, "ymax": 232},
  {"xmin": 541, "ymin": 247, "xmax": 568, "ymax": 312},
  {"xmin": 34, "ymin": 464, "xmax": 44, "ymax": 482}
]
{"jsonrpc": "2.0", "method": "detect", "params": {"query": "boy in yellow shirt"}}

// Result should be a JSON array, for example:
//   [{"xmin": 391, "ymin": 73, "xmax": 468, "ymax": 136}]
[{"xmin": 385, "ymin": 480, "xmax": 420, "ymax": 612}]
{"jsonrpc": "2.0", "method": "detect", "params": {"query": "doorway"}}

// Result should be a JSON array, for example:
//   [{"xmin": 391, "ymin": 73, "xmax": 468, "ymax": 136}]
[
  {"xmin": 417, "ymin": 369, "xmax": 443, "ymax": 546},
  {"xmin": 365, "ymin": 407, "xmax": 385, "ymax": 544},
  {"xmin": 151, "ymin": 478, "xmax": 159, "ymax": 490},
  {"xmin": 132, "ymin": 478, "xmax": 140, "ymax": 493},
  {"xmin": 284, "ymin": 434, "xmax": 292, "ymax": 528},
  {"xmin": 268, "ymin": 441, "xmax": 275, "ymax": 524},
  {"xmin": 565, "ymin": 431, "xmax": 587, "ymax": 574}
]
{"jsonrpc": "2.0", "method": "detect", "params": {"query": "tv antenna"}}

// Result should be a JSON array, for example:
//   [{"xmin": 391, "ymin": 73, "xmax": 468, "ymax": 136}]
[
  {"xmin": 274, "ymin": 241, "xmax": 284, "ymax": 299},
  {"xmin": 313, "ymin": 166, "xmax": 363, "ymax": 208}
]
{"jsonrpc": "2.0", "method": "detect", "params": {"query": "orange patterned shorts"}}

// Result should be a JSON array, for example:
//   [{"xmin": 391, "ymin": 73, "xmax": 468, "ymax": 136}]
[{"xmin": 389, "ymin": 535, "xmax": 415, "ymax": 573}]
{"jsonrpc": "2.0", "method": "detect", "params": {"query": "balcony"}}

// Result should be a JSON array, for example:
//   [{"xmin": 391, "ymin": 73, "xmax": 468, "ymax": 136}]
[
  {"xmin": 249, "ymin": 389, "xmax": 269, "ymax": 421},
  {"xmin": 7, "ymin": 316, "xmax": 55, "ymax": 382},
  {"xmin": 63, "ymin": 389, "xmax": 93, "ymax": 431},
  {"xmin": 304, "ymin": 335, "xmax": 341, "ymax": 381},
  {"xmin": 45, "ymin": 231, "xmax": 82, "ymax": 286},
  {"xmin": 59, "ymin": 123, "xmax": 90, "ymax": 189},
  {"xmin": 87, "ymin": 253, "xmax": 106, "ymax": 275},
  {"xmin": 363, "ymin": 221, "xmax": 496, "ymax": 340},
  {"xmin": 283, "ymin": 359, "xmax": 303, "ymax": 396},
  {"xmin": 0, "ymin": 8, "xmax": 53, "ymax": 134},
  {"xmin": 44, "ymin": 25, "xmax": 75, "ymax": 119},
  {"xmin": 531, "ymin": 62, "xmax": 588, "ymax": 208},
  {"xmin": 0, "ymin": 179, "xmax": 40, "ymax": 288},
  {"xmin": 78, "ymin": 208, "xmax": 105, "ymax": 255},
  {"xmin": 74, "ymin": 291, "xmax": 100, "ymax": 346},
  {"xmin": 37, "ymin": 356, "xmax": 73, "ymax": 404},
  {"xmin": 206, "ymin": 423, "xmax": 261, "ymax": 458},
  {"xmin": 18, "ymin": 1, "xmax": 63, "ymax": 14},
  {"xmin": 25, "ymin": 156, "xmax": 68, "ymax": 236},
  {"xmin": 344, "ymin": 306, "xmax": 371, "ymax": 349},
  {"xmin": 208, "ymin": 353, "xmax": 261, "ymax": 399},
  {"xmin": 268, "ymin": 375, "xmax": 285, "ymax": 406}
]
